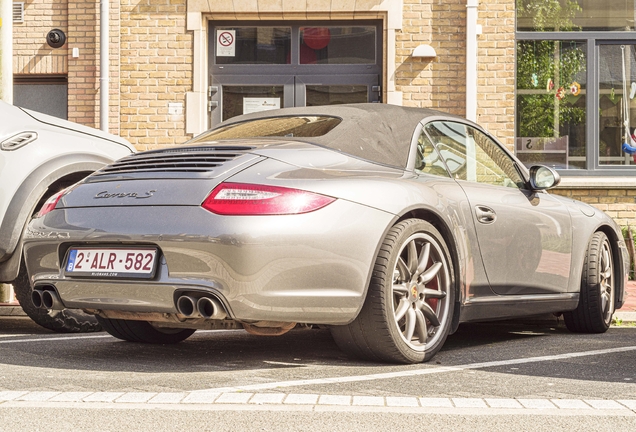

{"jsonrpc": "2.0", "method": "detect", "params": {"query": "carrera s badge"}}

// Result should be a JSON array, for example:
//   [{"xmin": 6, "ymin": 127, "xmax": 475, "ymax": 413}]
[{"xmin": 94, "ymin": 190, "xmax": 156, "ymax": 199}]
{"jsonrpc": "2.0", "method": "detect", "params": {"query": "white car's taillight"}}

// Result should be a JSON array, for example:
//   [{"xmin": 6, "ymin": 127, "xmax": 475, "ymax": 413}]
[
  {"xmin": 36, "ymin": 190, "xmax": 66, "ymax": 218},
  {"xmin": 202, "ymin": 183, "xmax": 335, "ymax": 215}
]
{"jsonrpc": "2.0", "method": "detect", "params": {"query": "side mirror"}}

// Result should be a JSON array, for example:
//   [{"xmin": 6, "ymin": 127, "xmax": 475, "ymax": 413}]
[{"xmin": 529, "ymin": 165, "xmax": 560, "ymax": 191}]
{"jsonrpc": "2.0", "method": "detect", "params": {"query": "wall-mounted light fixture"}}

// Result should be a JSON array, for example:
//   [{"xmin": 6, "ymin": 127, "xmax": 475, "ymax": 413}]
[{"xmin": 412, "ymin": 44, "xmax": 437, "ymax": 58}]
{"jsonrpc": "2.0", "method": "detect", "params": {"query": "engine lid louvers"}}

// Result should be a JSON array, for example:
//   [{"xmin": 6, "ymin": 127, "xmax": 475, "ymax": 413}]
[
  {"xmin": 1, "ymin": 131, "xmax": 38, "ymax": 151},
  {"xmin": 92, "ymin": 146, "xmax": 255, "ymax": 178}
]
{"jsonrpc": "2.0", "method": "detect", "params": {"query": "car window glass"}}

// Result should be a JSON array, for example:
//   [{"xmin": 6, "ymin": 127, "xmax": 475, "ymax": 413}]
[
  {"xmin": 415, "ymin": 132, "xmax": 450, "ymax": 177},
  {"xmin": 190, "ymin": 116, "xmax": 342, "ymax": 142},
  {"xmin": 425, "ymin": 121, "xmax": 524, "ymax": 189}
]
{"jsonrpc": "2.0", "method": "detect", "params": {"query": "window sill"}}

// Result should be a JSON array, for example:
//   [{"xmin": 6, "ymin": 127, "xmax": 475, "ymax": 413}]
[{"xmin": 556, "ymin": 176, "xmax": 636, "ymax": 189}]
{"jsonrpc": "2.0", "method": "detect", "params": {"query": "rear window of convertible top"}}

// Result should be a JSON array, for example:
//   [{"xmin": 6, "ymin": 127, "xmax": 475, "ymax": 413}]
[{"xmin": 190, "ymin": 116, "xmax": 342, "ymax": 142}]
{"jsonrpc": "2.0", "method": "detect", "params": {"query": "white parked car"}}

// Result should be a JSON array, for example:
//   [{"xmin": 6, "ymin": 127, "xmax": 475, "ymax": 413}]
[{"xmin": 0, "ymin": 101, "xmax": 135, "ymax": 332}]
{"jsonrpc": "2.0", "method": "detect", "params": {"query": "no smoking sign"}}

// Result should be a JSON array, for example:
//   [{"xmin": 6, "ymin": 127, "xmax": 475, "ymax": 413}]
[{"xmin": 216, "ymin": 30, "xmax": 236, "ymax": 57}]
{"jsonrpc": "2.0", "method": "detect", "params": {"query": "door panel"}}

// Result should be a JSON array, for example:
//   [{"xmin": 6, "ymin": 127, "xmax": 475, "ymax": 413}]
[
  {"xmin": 459, "ymin": 182, "xmax": 572, "ymax": 295},
  {"xmin": 425, "ymin": 121, "xmax": 573, "ymax": 296},
  {"xmin": 209, "ymin": 74, "xmax": 379, "ymax": 126}
]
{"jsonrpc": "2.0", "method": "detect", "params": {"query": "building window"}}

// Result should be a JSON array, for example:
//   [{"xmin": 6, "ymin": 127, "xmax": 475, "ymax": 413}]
[
  {"xmin": 516, "ymin": 1, "xmax": 636, "ymax": 174},
  {"xmin": 516, "ymin": 40, "xmax": 586, "ymax": 170},
  {"xmin": 517, "ymin": 0, "xmax": 636, "ymax": 32}
]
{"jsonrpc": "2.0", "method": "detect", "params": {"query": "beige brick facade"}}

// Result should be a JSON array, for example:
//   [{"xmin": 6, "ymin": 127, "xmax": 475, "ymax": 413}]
[
  {"xmin": 396, "ymin": 0, "xmax": 514, "ymax": 148},
  {"xmin": 13, "ymin": 0, "xmax": 68, "ymax": 75},
  {"xmin": 119, "ymin": 0, "xmax": 190, "ymax": 149}
]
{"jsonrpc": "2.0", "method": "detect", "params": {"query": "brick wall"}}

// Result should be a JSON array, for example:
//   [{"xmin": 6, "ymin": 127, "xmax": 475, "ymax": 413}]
[
  {"xmin": 13, "ymin": 0, "xmax": 68, "ymax": 75},
  {"xmin": 67, "ymin": 0, "xmax": 98, "ymax": 127},
  {"xmin": 66, "ymin": 0, "xmax": 121, "ymax": 132},
  {"xmin": 396, "ymin": 0, "xmax": 515, "ymax": 149},
  {"xmin": 120, "ymin": 0, "xmax": 191, "ymax": 150}
]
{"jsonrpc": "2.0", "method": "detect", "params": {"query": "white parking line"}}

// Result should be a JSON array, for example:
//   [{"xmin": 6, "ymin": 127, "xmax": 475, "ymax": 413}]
[
  {"xmin": 1, "ymin": 333, "xmax": 635, "ymax": 414},
  {"xmin": 0, "ymin": 334, "xmax": 111, "ymax": 344},
  {"xmin": 191, "ymin": 345, "xmax": 636, "ymax": 393}
]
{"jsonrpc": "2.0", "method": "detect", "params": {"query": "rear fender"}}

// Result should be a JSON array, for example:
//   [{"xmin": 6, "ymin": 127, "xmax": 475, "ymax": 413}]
[
  {"xmin": 349, "ymin": 206, "xmax": 460, "ymax": 326},
  {"xmin": 0, "ymin": 155, "xmax": 110, "ymax": 279}
]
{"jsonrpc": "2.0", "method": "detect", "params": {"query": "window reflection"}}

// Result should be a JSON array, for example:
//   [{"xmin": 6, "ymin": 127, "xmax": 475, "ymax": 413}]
[
  {"xmin": 515, "ymin": 40, "xmax": 586, "ymax": 169},
  {"xmin": 216, "ymin": 27, "xmax": 291, "ymax": 64},
  {"xmin": 426, "ymin": 122, "xmax": 524, "ymax": 188},
  {"xmin": 299, "ymin": 27, "xmax": 376, "ymax": 64},
  {"xmin": 599, "ymin": 44, "xmax": 636, "ymax": 166},
  {"xmin": 517, "ymin": 0, "xmax": 636, "ymax": 32},
  {"xmin": 306, "ymin": 85, "xmax": 368, "ymax": 106}
]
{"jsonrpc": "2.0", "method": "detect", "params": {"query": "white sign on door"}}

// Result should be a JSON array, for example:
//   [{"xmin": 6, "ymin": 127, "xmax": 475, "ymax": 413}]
[
  {"xmin": 216, "ymin": 30, "xmax": 236, "ymax": 57},
  {"xmin": 243, "ymin": 98, "xmax": 281, "ymax": 114}
]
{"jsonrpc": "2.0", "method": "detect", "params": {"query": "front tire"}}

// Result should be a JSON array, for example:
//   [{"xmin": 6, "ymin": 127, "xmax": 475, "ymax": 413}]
[
  {"xmin": 331, "ymin": 219, "xmax": 454, "ymax": 364},
  {"xmin": 96, "ymin": 316, "xmax": 195, "ymax": 344},
  {"xmin": 13, "ymin": 263, "xmax": 102, "ymax": 333},
  {"xmin": 564, "ymin": 231, "xmax": 615, "ymax": 333}
]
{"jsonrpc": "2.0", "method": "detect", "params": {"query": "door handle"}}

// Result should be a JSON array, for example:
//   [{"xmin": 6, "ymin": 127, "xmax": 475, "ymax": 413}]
[{"xmin": 475, "ymin": 206, "xmax": 496, "ymax": 224}]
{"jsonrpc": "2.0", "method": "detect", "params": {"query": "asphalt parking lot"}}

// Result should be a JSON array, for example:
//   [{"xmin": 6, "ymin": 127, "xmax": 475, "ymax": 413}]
[{"xmin": 1, "ymin": 314, "xmax": 636, "ymax": 431}]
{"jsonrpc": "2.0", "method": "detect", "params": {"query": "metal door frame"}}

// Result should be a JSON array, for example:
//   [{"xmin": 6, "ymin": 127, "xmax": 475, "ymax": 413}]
[
  {"xmin": 208, "ymin": 20, "xmax": 383, "ymax": 127},
  {"xmin": 208, "ymin": 75, "xmax": 295, "ymax": 126}
]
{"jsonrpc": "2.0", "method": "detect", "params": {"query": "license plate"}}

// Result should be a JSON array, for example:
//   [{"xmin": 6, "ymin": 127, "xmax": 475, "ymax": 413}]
[{"xmin": 65, "ymin": 248, "xmax": 158, "ymax": 278}]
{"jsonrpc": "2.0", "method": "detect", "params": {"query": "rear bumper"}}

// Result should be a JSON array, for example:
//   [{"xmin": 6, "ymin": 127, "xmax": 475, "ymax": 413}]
[{"xmin": 23, "ymin": 200, "xmax": 393, "ymax": 324}]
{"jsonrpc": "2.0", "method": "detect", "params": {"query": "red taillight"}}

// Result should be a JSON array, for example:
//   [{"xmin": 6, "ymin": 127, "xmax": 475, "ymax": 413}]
[
  {"xmin": 202, "ymin": 183, "xmax": 335, "ymax": 215},
  {"xmin": 36, "ymin": 190, "xmax": 66, "ymax": 218}
]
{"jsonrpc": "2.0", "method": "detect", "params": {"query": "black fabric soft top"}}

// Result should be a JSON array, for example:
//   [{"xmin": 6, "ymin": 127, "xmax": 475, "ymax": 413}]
[{"xmin": 209, "ymin": 104, "xmax": 458, "ymax": 169}]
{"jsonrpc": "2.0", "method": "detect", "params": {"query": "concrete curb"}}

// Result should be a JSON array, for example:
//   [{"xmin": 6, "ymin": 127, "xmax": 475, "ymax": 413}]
[{"xmin": 614, "ymin": 311, "xmax": 636, "ymax": 324}]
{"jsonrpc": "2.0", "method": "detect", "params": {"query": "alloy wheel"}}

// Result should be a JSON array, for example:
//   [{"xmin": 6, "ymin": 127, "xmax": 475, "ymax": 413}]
[{"xmin": 391, "ymin": 233, "xmax": 450, "ymax": 351}]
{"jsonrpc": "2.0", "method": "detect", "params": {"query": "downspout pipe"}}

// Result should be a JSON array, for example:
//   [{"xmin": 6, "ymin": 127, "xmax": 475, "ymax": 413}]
[
  {"xmin": 100, "ymin": 0, "xmax": 109, "ymax": 131},
  {"xmin": 466, "ymin": 0, "xmax": 478, "ymax": 122},
  {"xmin": 0, "ymin": 0, "xmax": 14, "ymax": 104}
]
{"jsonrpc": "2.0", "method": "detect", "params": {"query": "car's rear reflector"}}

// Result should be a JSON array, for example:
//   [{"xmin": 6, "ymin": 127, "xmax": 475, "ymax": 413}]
[{"xmin": 202, "ymin": 182, "xmax": 335, "ymax": 215}]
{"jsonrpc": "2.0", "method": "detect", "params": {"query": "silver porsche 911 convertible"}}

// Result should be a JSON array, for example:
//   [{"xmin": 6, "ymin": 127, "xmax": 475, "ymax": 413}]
[{"xmin": 23, "ymin": 104, "xmax": 629, "ymax": 364}]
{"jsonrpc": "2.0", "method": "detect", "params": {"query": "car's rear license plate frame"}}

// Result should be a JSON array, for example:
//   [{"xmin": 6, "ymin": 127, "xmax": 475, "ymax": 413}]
[{"xmin": 64, "ymin": 247, "xmax": 158, "ymax": 279}]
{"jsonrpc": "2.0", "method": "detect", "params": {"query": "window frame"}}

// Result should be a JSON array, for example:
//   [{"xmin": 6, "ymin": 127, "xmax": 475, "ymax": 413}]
[
  {"xmin": 415, "ymin": 118, "xmax": 530, "ymax": 189},
  {"xmin": 516, "ymin": 30, "xmax": 636, "ymax": 176}
]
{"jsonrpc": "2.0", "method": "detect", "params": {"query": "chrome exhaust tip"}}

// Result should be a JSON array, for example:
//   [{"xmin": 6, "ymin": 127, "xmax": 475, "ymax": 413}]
[
  {"xmin": 31, "ymin": 289, "xmax": 44, "ymax": 309},
  {"xmin": 176, "ymin": 295, "xmax": 198, "ymax": 317},
  {"xmin": 41, "ymin": 289, "xmax": 64, "ymax": 311},
  {"xmin": 197, "ymin": 297, "xmax": 227, "ymax": 320}
]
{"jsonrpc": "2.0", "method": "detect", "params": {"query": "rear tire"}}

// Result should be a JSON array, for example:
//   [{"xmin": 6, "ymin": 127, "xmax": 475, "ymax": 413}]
[
  {"xmin": 331, "ymin": 219, "xmax": 454, "ymax": 364},
  {"xmin": 564, "ymin": 231, "xmax": 615, "ymax": 333},
  {"xmin": 13, "ymin": 263, "xmax": 101, "ymax": 333},
  {"xmin": 96, "ymin": 316, "xmax": 195, "ymax": 344}
]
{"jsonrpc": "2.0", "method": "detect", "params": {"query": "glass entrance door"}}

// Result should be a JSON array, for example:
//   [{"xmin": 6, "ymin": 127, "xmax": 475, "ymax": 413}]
[
  {"xmin": 295, "ymin": 74, "xmax": 379, "ymax": 107},
  {"xmin": 208, "ymin": 75, "xmax": 379, "ymax": 125},
  {"xmin": 208, "ymin": 21, "xmax": 382, "ymax": 126}
]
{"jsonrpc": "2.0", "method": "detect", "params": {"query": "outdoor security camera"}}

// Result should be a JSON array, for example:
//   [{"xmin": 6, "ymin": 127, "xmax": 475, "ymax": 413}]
[{"xmin": 46, "ymin": 29, "xmax": 66, "ymax": 49}]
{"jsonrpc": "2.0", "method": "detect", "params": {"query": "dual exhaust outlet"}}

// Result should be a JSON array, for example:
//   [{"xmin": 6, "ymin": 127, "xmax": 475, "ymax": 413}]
[
  {"xmin": 32, "ymin": 287, "xmax": 227, "ymax": 320},
  {"xmin": 176, "ymin": 295, "xmax": 227, "ymax": 320},
  {"xmin": 31, "ymin": 286, "xmax": 64, "ymax": 311}
]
